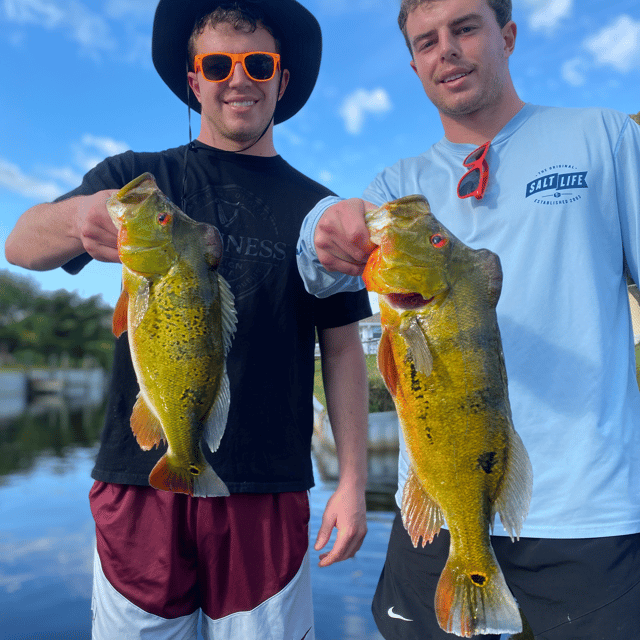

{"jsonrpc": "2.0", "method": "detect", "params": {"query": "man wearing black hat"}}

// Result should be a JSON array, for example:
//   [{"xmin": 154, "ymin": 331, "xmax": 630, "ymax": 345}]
[{"xmin": 5, "ymin": 1, "xmax": 371, "ymax": 638}]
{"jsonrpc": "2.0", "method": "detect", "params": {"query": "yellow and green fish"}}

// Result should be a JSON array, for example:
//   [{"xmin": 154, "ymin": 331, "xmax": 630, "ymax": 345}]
[
  {"xmin": 363, "ymin": 195, "xmax": 533, "ymax": 637},
  {"xmin": 108, "ymin": 173, "xmax": 237, "ymax": 498}
]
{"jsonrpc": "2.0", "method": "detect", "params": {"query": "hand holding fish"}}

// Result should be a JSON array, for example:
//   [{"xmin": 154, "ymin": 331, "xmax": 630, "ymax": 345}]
[
  {"xmin": 314, "ymin": 481, "xmax": 367, "ymax": 567},
  {"xmin": 75, "ymin": 189, "xmax": 120, "ymax": 263},
  {"xmin": 314, "ymin": 198, "xmax": 378, "ymax": 275}
]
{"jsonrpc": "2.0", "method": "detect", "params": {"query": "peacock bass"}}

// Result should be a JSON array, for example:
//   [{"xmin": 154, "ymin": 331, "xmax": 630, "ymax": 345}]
[
  {"xmin": 363, "ymin": 195, "xmax": 533, "ymax": 637},
  {"xmin": 108, "ymin": 173, "xmax": 237, "ymax": 498}
]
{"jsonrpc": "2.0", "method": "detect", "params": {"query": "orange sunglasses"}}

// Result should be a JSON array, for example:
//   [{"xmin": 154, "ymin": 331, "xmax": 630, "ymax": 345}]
[
  {"xmin": 457, "ymin": 141, "xmax": 490, "ymax": 200},
  {"xmin": 194, "ymin": 51, "xmax": 281, "ymax": 83}
]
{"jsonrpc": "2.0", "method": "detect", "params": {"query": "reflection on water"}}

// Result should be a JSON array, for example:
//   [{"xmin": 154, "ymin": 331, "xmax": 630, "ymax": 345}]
[{"xmin": 0, "ymin": 381, "xmax": 392, "ymax": 640}]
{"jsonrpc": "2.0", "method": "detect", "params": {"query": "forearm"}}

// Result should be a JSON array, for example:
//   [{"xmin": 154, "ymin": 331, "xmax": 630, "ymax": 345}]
[
  {"xmin": 319, "ymin": 323, "xmax": 369, "ymax": 488},
  {"xmin": 5, "ymin": 199, "xmax": 85, "ymax": 271},
  {"xmin": 5, "ymin": 189, "xmax": 119, "ymax": 271}
]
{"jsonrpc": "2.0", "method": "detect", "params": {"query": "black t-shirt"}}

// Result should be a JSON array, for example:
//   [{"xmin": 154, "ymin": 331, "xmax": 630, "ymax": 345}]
[{"xmin": 61, "ymin": 141, "xmax": 371, "ymax": 493}]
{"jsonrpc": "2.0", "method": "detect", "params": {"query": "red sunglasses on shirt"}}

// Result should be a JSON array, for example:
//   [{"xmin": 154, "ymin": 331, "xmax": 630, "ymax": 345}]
[{"xmin": 457, "ymin": 141, "xmax": 490, "ymax": 200}]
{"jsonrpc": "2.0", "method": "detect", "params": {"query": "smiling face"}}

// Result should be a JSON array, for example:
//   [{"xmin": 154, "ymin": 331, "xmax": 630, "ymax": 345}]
[
  {"xmin": 406, "ymin": 0, "xmax": 519, "ymax": 138},
  {"xmin": 187, "ymin": 22, "xmax": 289, "ymax": 155}
]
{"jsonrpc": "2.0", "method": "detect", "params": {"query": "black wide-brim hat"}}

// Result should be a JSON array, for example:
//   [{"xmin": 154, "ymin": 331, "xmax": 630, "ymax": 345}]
[{"xmin": 152, "ymin": 0, "xmax": 322, "ymax": 124}]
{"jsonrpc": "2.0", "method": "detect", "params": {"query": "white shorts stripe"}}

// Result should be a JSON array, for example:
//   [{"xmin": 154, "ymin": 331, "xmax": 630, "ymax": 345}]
[{"xmin": 91, "ymin": 545, "xmax": 199, "ymax": 640}]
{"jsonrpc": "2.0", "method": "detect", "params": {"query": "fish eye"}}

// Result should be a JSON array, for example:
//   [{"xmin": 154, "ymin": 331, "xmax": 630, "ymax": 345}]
[
  {"xmin": 430, "ymin": 234, "xmax": 448, "ymax": 248},
  {"xmin": 157, "ymin": 212, "xmax": 171, "ymax": 226}
]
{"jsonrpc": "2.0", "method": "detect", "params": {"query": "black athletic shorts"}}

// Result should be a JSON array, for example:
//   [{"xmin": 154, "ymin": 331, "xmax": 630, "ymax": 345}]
[{"xmin": 372, "ymin": 511, "xmax": 640, "ymax": 639}]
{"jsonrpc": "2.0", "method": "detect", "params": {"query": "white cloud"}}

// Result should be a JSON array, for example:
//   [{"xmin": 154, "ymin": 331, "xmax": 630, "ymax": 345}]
[
  {"xmin": 584, "ymin": 15, "xmax": 640, "ymax": 74},
  {"xmin": 339, "ymin": 88, "xmax": 393, "ymax": 135},
  {"xmin": 561, "ymin": 56, "xmax": 586, "ymax": 87},
  {"xmin": 75, "ymin": 134, "xmax": 129, "ymax": 172},
  {"xmin": 3, "ymin": 0, "xmax": 65, "ymax": 28},
  {"xmin": 319, "ymin": 170, "xmax": 333, "ymax": 184},
  {"xmin": 2, "ymin": 0, "xmax": 147, "ymax": 61},
  {"xmin": 0, "ymin": 134, "xmax": 129, "ymax": 201},
  {"xmin": 517, "ymin": 0, "xmax": 573, "ymax": 32},
  {"xmin": 3, "ymin": 0, "xmax": 116, "ymax": 54},
  {"xmin": 0, "ymin": 158, "xmax": 63, "ymax": 201}
]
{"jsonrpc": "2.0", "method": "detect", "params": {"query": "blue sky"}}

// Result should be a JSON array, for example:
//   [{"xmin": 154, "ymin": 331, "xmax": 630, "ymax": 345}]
[{"xmin": 1, "ymin": 0, "xmax": 640, "ymax": 313}]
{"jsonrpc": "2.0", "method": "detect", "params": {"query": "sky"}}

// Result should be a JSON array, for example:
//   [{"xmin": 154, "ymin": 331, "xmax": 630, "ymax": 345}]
[{"xmin": 1, "ymin": 0, "xmax": 640, "ymax": 313}]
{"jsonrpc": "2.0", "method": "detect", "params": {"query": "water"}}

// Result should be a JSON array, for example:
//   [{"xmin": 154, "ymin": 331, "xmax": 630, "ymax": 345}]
[{"xmin": 0, "ymin": 383, "xmax": 391, "ymax": 640}]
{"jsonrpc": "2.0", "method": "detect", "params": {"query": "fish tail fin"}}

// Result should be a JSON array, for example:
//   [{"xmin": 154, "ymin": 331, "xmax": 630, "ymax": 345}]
[
  {"xmin": 148, "ymin": 455, "xmax": 230, "ymax": 498},
  {"xmin": 148, "ymin": 454, "xmax": 193, "ymax": 495},
  {"xmin": 435, "ymin": 548, "xmax": 521, "ymax": 637},
  {"xmin": 193, "ymin": 463, "xmax": 230, "ymax": 498}
]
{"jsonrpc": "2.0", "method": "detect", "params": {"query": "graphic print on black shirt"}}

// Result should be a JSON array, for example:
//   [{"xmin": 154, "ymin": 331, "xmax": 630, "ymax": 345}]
[{"xmin": 186, "ymin": 182, "xmax": 287, "ymax": 302}]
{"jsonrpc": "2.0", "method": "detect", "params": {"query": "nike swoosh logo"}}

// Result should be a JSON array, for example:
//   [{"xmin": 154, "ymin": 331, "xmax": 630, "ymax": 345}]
[{"xmin": 388, "ymin": 606, "xmax": 413, "ymax": 622}]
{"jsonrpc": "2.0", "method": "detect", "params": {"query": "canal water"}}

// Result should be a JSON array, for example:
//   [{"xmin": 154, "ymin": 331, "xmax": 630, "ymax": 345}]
[{"xmin": 0, "ymin": 383, "xmax": 391, "ymax": 640}]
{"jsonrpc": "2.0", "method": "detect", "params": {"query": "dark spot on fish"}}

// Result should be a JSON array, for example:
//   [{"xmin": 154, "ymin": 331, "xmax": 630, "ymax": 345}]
[
  {"xmin": 424, "ymin": 426, "xmax": 434, "ymax": 445},
  {"xmin": 476, "ymin": 452, "xmax": 497, "ymax": 474},
  {"xmin": 470, "ymin": 574, "xmax": 487, "ymax": 587},
  {"xmin": 410, "ymin": 364, "xmax": 423, "ymax": 393}
]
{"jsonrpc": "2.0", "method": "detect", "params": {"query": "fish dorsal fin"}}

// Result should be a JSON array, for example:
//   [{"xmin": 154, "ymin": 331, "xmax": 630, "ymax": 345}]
[
  {"xmin": 203, "ymin": 370, "xmax": 231, "ymax": 453},
  {"xmin": 218, "ymin": 273, "xmax": 237, "ymax": 356},
  {"xmin": 377, "ymin": 329, "xmax": 399, "ymax": 397},
  {"xmin": 130, "ymin": 394, "xmax": 166, "ymax": 451},
  {"xmin": 112, "ymin": 288, "xmax": 129, "ymax": 337},
  {"xmin": 401, "ymin": 467, "xmax": 445, "ymax": 547},
  {"xmin": 400, "ymin": 317, "xmax": 433, "ymax": 377},
  {"xmin": 493, "ymin": 429, "xmax": 533, "ymax": 540}
]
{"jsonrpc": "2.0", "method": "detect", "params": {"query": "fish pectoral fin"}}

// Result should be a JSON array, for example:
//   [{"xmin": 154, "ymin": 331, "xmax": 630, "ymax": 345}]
[
  {"xmin": 493, "ymin": 429, "xmax": 533, "ymax": 541},
  {"xmin": 435, "ymin": 545, "xmax": 521, "ymax": 637},
  {"xmin": 203, "ymin": 371, "xmax": 231, "ymax": 453},
  {"xmin": 130, "ymin": 395, "xmax": 166, "ymax": 451},
  {"xmin": 218, "ymin": 274, "xmax": 237, "ymax": 356},
  {"xmin": 400, "ymin": 468, "xmax": 445, "ymax": 547},
  {"xmin": 377, "ymin": 329, "xmax": 399, "ymax": 397},
  {"xmin": 112, "ymin": 288, "xmax": 129, "ymax": 337},
  {"xmin": 400, "ymin": 317, "xmax": 433, "ymax": 377}
]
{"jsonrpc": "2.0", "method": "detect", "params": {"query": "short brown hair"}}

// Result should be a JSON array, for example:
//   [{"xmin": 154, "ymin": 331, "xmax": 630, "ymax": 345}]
[
  {"xmin": 187, "ymin": 4, "xmax": 281, "ymax": 71},
  {"xmin": 398, "ymin": 0, "xmax": 512, "ymax": 53}
]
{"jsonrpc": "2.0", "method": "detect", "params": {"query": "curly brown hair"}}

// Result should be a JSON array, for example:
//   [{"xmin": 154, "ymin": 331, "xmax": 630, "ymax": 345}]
[
  {"xmin": 397, "ymin": 0, "xmax": 512, "ymax": 53},
  {"xmin": 187, "ymin": 3, "xmax": 281, "ymax": 71}
]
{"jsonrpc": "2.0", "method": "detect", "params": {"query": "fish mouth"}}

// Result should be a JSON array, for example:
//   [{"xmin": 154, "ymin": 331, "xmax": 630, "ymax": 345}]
[{"xmin": 387, "ymin": 292, "xmax": 435, "ymax": 309}]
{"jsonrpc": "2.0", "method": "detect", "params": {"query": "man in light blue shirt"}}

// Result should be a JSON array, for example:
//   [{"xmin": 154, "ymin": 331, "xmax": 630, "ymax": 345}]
[{"xmin": 297, "ymin": 0, "xmax": 640, "ymax": 637}]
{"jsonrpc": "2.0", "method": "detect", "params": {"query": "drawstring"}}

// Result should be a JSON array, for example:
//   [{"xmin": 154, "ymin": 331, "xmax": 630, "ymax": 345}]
[{"xmin": 180, "ymin": 64, "xmax": 284, "ymax": 215}]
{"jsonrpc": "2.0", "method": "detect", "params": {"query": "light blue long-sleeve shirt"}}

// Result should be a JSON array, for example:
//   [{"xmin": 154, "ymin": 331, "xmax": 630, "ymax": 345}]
[{"xmin": 297, "ymin": 104, "xmax": 640, "ymax": 539}]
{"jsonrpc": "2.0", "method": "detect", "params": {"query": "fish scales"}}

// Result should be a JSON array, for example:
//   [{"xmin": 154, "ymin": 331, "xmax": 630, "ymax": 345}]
[
  {"xmin": 363, "ymin": 195, "xmax": 533, "ymax": 638},
  {"xmin": 108, "ymin": 173, "xmax": 236, "ymax": 498}
]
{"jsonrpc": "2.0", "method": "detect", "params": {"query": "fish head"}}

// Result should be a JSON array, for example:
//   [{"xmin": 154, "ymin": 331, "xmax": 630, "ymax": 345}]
[
  {"xmin": 363, "ymin": 195, "xmax": 502, "ymax": 316},
  {"xmin": 107, "ymin": 173, "xmax": 183, "ymax": 277}
]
